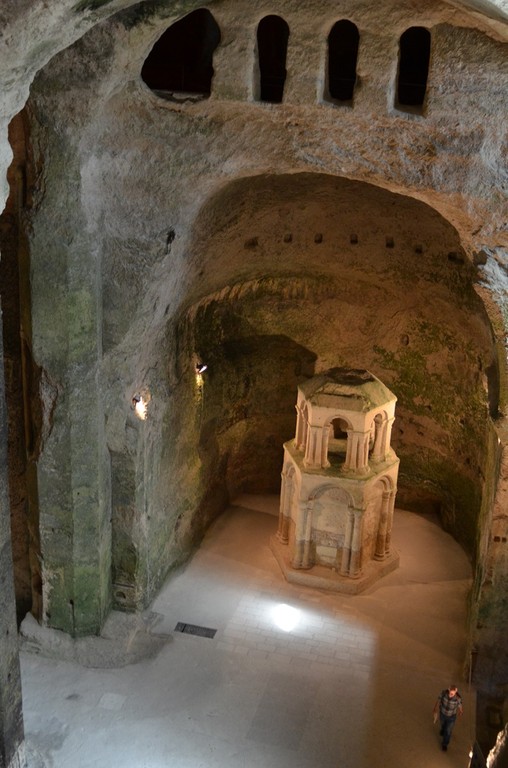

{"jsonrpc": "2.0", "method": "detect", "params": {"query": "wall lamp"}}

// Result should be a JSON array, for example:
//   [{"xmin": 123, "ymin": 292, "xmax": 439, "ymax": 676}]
[{"xmin": 132, "ymin": 393, "xmax": 148, "ymax": 420}]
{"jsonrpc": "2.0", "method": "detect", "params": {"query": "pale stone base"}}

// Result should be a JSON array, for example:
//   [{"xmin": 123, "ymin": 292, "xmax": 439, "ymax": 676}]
[{"xmin": 270, "ymin": 535, "xmax": 399, "ymax": 595}]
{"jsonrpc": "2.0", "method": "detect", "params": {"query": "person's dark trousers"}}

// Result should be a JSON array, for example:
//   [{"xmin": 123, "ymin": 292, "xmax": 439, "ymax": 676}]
[{"xmin": 440, "ymin": 713, "xmax": 457, "ymax": 747}]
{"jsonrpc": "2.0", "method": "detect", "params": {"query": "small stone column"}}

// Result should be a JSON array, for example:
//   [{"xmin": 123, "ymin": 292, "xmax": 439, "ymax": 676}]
[
  {"xmin": 375, "ymin": 491, "xmax": 391, "ymax": 560},
  {"xmin": 385, "ymin": 418, "xmax": 395, "ymax": 456},
  {"xmin": 344, "ymin": 431, "xmax": 370, "ymax": 473},
  {"xmin": 277, "ymin": 470, "xmax": 290, "ymax": 544},
  {"xmin": 320, "ymin": 424, "xmax": 332, "ymax": 468},
  {"xmin": 371, "ymin": 416, "xmax": 386, "ymax": 462},
  {"xmin": 294, "ymin": 404, "xmax": 305, "ymax": 450},
  {"xmin": 348, "ymin": 507, "xmax": 364, "ymax": 577},
  {"xmin": 301, "ymin": 501, "xmax": 314, "ymax": 569},
  {"xmin": 304, "ymin": 424, "xmax": 322, "ymax": 467},
  {"xmin": 385, "ymin": 489, "xmax": 396, "ymax": 555},
  {"xmin": 340, "ymin": 508, "xmax": 354, "ymax": 575},
  {"xmin": 291, "ymin": 501, "xmax": 313, "ymax": 569}
]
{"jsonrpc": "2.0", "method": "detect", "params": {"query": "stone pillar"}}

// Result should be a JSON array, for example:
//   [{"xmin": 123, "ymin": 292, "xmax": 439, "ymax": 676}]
[
  {"xmin": 304, "ymin": 424, "xmax": 321, "ymax": 467},
  {"xmin": 340, "ymin": 508, "xmax": 354, "ymax": 575},
  {"xmin": 31, "ymin": 191, "xmax": 111, "ymax": 635},
  {"xmin": 301, "ymin": 500, "xmax": 314, "ymax": 569},
  {"xmin": 385, "ymin": 417, "xmax": 395, "ymax": 456},
  {"xmin": 375, "ymin": 491, "xmax": 391, "ymax": 560},
  {"xmin": 361, "ymin": 431, "xmax": 370, "ymax": 469},
  {"xmin": 0, "ymin": 304, "xmax": 27, "ymax": 768},
  {"xmin": 277, "ymin": 469, "xmax": 290, "ymax": 544},
  {"xmin": 291, "ymin": 501, "xmax": 313, "ymax": 569},
  {"xmin": 344, "ymin": 431, "xmax": 370, "ymax": 473},
  {"xmin": 283, "ymin": 16, "xmax": 322, "ymax": 105},
  {"xmin": 371, "ymin": 416, "xmax": 385, "ymax": 461},
  {"xmin": 344, "ymin": 430, "xmax": 354, "ymax": 471},
  {"xmin": 320, "ymin": 423, "xmax": 332, "ymax": 468},
  {"xmin": 348, "ymin": 508, "xmax": 364, "ymax": 577},
  {"xmin": 385, "ymin": 490, "xmax": 396, "ymax": 555},
  {"xmin": 211, "ymin": 16, "xmax": 252, "ymax": 102},
  {"xmin": 294, "ymin": 404, "xmax": 304, "ymax": 450}
]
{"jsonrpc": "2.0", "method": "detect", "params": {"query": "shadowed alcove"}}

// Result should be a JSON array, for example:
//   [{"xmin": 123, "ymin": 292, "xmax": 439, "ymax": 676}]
[
  {"xmin": 141, "ymin": 8, "xmax": 221, "ymax": 99},
  {"xmin": 142, "ymin": 172, "xmax": 498, "ymax": 602}
]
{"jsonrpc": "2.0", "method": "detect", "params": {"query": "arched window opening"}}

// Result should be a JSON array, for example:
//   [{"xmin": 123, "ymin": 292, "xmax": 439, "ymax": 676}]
[
  {"xmin": 328, "ymin": 418, "xmax": 349, "ymax": 458},
  {"xmin": 257, "ymin": 15, "xmax": 290, "ymax": 103},
  {"xmin": 141, "ymin": 8, "xmax": 221, "ymax": 99},
  {"xmin": 397, "ymin": 26, "xmax": 431, "ymax": 109},
  {"xmin": 327, "ymin": 20, "xmax": 359, "ymax": 103}
]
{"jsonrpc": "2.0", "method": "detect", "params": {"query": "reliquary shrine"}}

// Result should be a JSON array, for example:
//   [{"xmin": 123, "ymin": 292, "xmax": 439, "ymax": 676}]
[{"xmin": 271, "ymin": 368, "xmax": 400, "ymax": 593}]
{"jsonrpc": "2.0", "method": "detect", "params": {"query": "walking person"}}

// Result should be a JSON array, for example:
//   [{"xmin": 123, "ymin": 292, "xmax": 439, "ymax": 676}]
[{"xmin": 434, "ymin": 685, "xmax": 463, "ymax": 751}]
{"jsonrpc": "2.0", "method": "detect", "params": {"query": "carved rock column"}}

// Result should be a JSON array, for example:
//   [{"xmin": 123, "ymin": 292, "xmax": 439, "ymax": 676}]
[
  {"xmin": 344, "ymin": 431, "xmax": 370, "ymax": 473},
  {"xmin": 291, "ymin": 500, "xmax": 313, "ymax": 569},
  {"xmin": 304, "ymin": 424, "xmax": 322, "ymax": 467},
  {"xmin": 340, "ymin": 508, "xmax": 354, "ymax": 575},
  {"xmin": 348, "ymin": 507, "xmax": 364, "ymax": 577},
  {"xmin": 277, "ymin": 469, "xmax": 291, "ymax": 544},
  {"xmin": 0, "ymin": 306, "xmax": 26, "ymax": 768},
  {"xmin": 375, "ymin": 490, "xmax": 391, "ymax": 560},
  {"xmin": 294, "ymin": 404, "xmax": 305, "ymax": 450}
]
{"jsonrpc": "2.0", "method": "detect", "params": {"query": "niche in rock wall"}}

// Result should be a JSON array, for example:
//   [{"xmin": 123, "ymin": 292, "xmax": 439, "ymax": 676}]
[
  {"xmin": 327, "ymin": 19, "xmax": 359, "ymax": 103},
  {"xmin": 141, "ymin": 8, "xmax": 221, "ymax": 99},
  {"xmin": 397, "ymin": 26, "xmax": 431, "ymax": 109},
  {"xmin": 256, "ymin": 15, "xmax": 290, "ymax": 103},
  {"xmin": 188, "ymin": 297, "xmax": 317, "ymax": 501}
]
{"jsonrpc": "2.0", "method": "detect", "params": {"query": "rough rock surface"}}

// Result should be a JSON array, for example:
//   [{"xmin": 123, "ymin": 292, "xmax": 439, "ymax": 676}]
[
  {"xmin": 19, "ymin": 611, "xmax": 169, "ymax": 668},
  {"xmin": 19, "ymin": 0, "xmax": 506, "ymax": 634},
  {"xmin": 0, "ymin": 1, "xmax": 507, "ymax": 765}
]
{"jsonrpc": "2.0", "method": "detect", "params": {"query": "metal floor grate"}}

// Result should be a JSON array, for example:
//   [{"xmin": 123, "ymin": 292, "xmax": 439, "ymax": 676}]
[{"xmin": 174, "ymin": 622, "xmax": 217, "ymax": 639}]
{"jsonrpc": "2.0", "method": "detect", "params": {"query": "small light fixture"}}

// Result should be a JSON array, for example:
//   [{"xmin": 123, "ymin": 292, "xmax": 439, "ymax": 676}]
[
  {"xmin": 195, "ymin": 363, "xmax": 207, "ymax": 374},
  {"xmin": 132, "ymin": 394, "xmax": 147, "ymax": 420}
]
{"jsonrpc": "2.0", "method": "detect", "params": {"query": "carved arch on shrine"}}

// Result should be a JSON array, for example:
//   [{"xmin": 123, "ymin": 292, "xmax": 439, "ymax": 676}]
[
  {"xmin": 308, "ymin": 482, "xmax": 353, "ymax": 506},
  {"xmin": 321, "ymin": 413, "xmax": 354, "ymax": 467},
  {"xmin": 301, "ymin": 483, "xmax": 358, "ymax": 573},
  {"xmin": 368, "ymin": 474, "xmax": 397, "ymax": 560}
]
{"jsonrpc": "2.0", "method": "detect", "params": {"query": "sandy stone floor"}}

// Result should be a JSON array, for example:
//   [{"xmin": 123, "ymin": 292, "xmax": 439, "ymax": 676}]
[{"xmin": 21, "ymin": 496, "xmax": 474, "ymax": 767}]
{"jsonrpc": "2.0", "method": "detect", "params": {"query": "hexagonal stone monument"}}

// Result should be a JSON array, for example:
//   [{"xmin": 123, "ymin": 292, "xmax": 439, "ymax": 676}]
[{"xmin": 271, "ymin": 368, "xmax": 400, "ymax": 593}]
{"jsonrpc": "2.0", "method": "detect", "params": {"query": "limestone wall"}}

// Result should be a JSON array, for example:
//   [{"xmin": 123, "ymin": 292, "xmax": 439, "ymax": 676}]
[
  {"xmin": 0, "ymin": 317, "xmax": 25, "ymax": 768},
  {"xmin": 0, "ymin": 0, "xmax": 507, "ymax": 688},
  {"xmin": 13, "ymin": 3, "xmax": 504, "ymax": 631}
]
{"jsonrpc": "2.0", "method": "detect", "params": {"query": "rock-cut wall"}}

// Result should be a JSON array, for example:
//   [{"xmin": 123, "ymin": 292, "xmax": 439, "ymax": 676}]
[{"xmin": 1, "ymin": 0, "xmax": 507, "ymax": 692}]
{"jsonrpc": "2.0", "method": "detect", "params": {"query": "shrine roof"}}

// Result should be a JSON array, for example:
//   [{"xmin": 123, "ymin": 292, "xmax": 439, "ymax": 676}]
[{"xmin": 298, "ymin": 368, "xmax": 396, "ymax": 412}]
